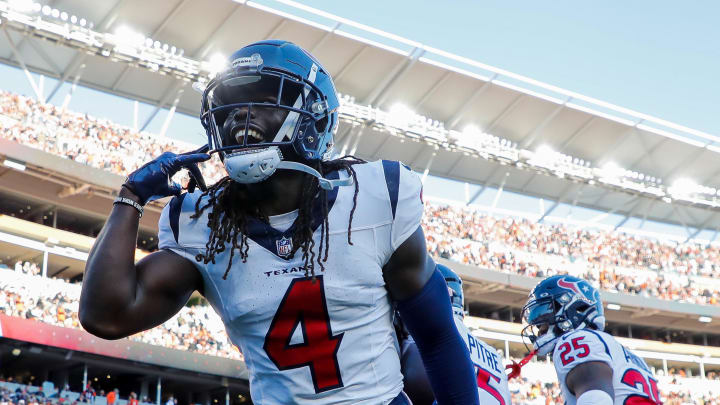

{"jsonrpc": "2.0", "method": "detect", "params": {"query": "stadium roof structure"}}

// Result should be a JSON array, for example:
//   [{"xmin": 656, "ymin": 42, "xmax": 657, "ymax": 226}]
[{"xmin": 2, "ymin": 0, "xmax": 720, "ymax": 235}]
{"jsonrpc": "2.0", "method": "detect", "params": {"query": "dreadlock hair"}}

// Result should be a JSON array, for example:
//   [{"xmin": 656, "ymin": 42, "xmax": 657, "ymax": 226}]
[{"xmin": 191, "ymin": 155, "xmax": 366, "ymax": 280}]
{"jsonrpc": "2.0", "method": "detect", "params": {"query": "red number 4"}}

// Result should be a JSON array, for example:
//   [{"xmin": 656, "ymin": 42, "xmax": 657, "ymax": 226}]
[
  {"xmin": 264, "ymin": 276, "xmax": 344, "ymax": 393},
  {"xmin": 558, "ymin": 336, "xmax": 591, "ymax": 366}
]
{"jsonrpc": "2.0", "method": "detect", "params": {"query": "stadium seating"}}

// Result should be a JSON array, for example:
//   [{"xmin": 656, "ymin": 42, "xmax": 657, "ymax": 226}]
[
  {"xmin": 4, "ymin": 90, "xmax": 720, "ymax": 403},
  {"xmin": 424, "ymin": 202, "xmax": 720, "ymax": 305},
  {"xmin": 3, "ymin": 89, "xmax": 720, "ymax": 307},
  {"xmin": 0, "ymin": 267, "xmax": 242, "ymax": 361}
]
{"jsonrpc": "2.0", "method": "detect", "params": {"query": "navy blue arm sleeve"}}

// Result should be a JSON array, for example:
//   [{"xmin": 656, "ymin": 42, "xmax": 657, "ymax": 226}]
[{"xmin": 396, "ymin": 270, "xmax": 479, "ymax": 405}]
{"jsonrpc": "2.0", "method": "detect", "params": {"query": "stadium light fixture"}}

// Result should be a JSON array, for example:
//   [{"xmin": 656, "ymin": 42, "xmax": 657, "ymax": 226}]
[
  {"xmin": 207, "ymin": 53, "xmax": 228, "ymax": 76},
  {"xmin": 606, "ymin": 303, "xmax": 621, "ymax": 311},
  {"xmin": 114, "ymin": 25, "xmax": 144, "ymax": 47},
  {"xmin": 699, "ymin": 316, "xmax": 712, "ymax": 323},
  {"xmin": 669, "ymin": 178, "xmax": 699, "ymax": 197},
  {"xmin": 599, "ymin": 162, "xmax": 625, "ymax": 179},
  {"xmin": 3, "ymin": 158, "xmax": 26, "ymax": 171},
  {"xmin": 388, "ymin": 103, "xmax": 416, "ymax": 128}
]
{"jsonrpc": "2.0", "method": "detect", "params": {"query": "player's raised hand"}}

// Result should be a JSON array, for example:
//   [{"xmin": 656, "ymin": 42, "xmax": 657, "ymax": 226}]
[{"xmin": 123, "ymin": 145, "xmax": 211, "ymax": 205}]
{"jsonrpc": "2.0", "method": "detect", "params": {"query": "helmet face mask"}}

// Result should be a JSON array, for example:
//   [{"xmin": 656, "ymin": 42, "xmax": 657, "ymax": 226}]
[
  {"xmin": 521, "ymin": 275, "xmax": 605, "ymax": 356},
  {"xmin": 204, "ymin": 70, "xmax": 329, "ymax": 160},
  {"xmin": 199, "ymin": 41, "xmax": 341, "ymax": 186}
]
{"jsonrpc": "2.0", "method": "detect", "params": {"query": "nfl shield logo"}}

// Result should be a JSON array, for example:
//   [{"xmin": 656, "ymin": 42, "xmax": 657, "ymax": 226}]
[{"xmin": 276, "ymin": 237, "xmax": 292, "ymax": 257}]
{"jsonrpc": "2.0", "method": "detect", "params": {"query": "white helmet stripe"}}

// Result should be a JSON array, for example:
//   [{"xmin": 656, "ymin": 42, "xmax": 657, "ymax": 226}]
[{"xmin": 273, "ymin": 63, "xmax": 319, "ymax": 142}]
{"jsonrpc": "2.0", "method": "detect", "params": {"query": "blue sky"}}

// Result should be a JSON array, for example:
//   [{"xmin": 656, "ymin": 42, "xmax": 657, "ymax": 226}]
[{"xmin": 290, "ymin": 0, "xmax": 720, "ymax": 136}]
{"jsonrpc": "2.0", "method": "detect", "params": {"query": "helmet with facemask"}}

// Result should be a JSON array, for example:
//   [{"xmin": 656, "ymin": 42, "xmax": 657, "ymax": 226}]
[
  {"xmin": 200, "ymin": 40, "xmax": 351, "ymax": 190},
  {"xmin": 521, "ymin": 275, "xmax": 605, "ymax": 356}
]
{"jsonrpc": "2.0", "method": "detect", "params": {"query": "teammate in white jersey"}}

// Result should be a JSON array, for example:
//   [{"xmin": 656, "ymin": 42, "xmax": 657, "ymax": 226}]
[
  {"xmin": 80, "ymin": 41, "xmax": 479, "ymax": 404},
  {"xmin": 520, "ymin": 275, "xmax": 661, "ymax": 405},
  {"xmin": 399, "ymin": 264, "xmax": 511, "ymax": 405}
]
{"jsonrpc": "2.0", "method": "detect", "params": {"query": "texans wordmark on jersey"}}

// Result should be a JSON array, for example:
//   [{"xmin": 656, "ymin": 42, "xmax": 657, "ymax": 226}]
[{"xmin": 158, "ymin": 160, "xmax": 423, "ymax": 405}]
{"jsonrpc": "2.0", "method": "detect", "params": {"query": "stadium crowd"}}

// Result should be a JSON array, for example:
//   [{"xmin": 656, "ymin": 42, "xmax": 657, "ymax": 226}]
[
  {"xmin": 0, "ymin": 91, "xmax": 226, "ymax": 185},
  {"xmin": 424, "ymin": 202, "xmax": 720, "ymax": 306},
  {"xmin": 4, "ymin": 90, "xmax": 720, "ymax": 307},
  {"xmin": 0, "ymin": 266, "xmax": 242, "ymax": 360}
]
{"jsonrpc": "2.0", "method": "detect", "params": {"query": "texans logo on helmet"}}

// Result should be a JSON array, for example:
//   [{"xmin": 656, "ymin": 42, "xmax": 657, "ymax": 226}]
[{"xmin": 557, "ymin": 277, "xmax": 593, "ymax": 299}]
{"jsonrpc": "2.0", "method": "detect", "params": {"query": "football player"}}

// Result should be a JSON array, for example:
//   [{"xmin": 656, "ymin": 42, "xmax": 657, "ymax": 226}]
[
  {"xmin": 399, "ymin": 264, "xmax": 511, "ymax": 405},
  {"xmin": 521, "ymin": 275, "xmax": 661, "ymax": 405},
  {"xmin": 79, "ymin": 41, "xmax": 479, "ymax": 404}
]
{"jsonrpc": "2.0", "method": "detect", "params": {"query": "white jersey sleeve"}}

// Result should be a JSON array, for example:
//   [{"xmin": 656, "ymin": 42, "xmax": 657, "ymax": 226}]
[
  {"xmin": 383, "ymin": 160, "xmax": 424, "ymax": 250},
  {"xmin": 157, "ymin": 192, "xmax": 208, "ymax": 261},
  {"xmin": 553, "ymin": 329, "xmax": 614, "ymax": 389}
]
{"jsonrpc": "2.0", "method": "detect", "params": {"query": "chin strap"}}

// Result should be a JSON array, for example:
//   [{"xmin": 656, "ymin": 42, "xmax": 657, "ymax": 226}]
[
  {"xmin": 276, "ymin": 160, "xmax": 354, "ymax": 190},
  {"xmin": 506, "ymin": 349, "xmax": 537, "ymax": 380}
]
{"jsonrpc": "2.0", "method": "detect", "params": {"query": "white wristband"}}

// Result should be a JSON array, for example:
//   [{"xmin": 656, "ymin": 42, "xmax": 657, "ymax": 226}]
[{"xmin": 577, "ymin": 389, "xmax": 613, "ymax": 405}]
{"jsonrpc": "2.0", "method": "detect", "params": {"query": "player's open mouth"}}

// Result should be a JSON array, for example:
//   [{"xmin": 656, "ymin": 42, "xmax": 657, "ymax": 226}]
[{"xmin": 232, "ymin": 126, "xmax": 265, "ymax": 145}]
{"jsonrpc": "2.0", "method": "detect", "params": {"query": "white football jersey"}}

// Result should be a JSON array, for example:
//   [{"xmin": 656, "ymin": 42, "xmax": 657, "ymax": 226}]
[
  {"xmin": 454, "ymin": 318, "xmax": 511, "ymax": 405},
  {"xmin": 553, "ymin": 329, "xmax": 661, "ymax": 405},
  {"xmin": 158, "ymin": 160, "xmax": 423, "ymax": 404}
]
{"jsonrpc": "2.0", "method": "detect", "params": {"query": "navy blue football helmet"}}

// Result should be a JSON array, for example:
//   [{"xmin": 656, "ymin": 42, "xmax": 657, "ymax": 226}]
[
  {"xmin": 521, "ymin": 275, "xmax": 605, "ymax": 356},
  {"xmin": 200, "ymin": 40, "xmax": 349, "ymax": 189},
  {"xmin": 437, "ymin": 263, "xmax": 464, "ymax": 319}
]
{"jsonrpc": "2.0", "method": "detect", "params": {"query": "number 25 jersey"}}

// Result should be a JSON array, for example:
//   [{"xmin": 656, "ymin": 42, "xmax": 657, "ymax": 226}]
[
  {"xmin": 553, "ymin": 329, "xmax": 662, "ymax": 405},
  {"xmin": 158, "ymin": 160, "xmax": 424, "ymax": 404}
]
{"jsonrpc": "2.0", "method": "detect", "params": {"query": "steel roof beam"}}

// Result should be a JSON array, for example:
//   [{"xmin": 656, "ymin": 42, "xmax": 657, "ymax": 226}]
[
  {"xmin": 414, "ymin": 71, "xmax": 450, "ymax": 109},
  {"xmin": 466, "ymin": 167, "xmax": 503, "ymax": 205},
  {"xmin": 310, "ymin": 22, "xmax": 342, "ymax": 53},
  {"xmin": 447, "ymin": 76, "xmax": 496, "ymax": 129},
  {"xmin": 557, "ymin": 116, "xmax": 596, "ymax": 153},
  {"xmin": 140, "ymin": 81, "xmax": 186, "ymax": 131},
  {"xmin": 658, "ymin": 142, "xmax": 712, "ymax": 182},
  {"xmin": 483, "ymin": 93, "xmax": 524, "ymax": 134},
  {"xmin": 265, "ymin": 19, "xmax": 288, "ymax": 39},
  {"xmin": 593, "ymin": 125, "xmax": 640, "ymax": 167},
  {"xmin": 2, "ymin": 28, "xmax": 44, "ymax": 102},
  {"xmin": 537, "ymin": 183, "xmax": 580, "ymax": 223},
  {"xmin": 26, "ymin": 37, "xmax": 61, "ymax": 74},
  {"xmin": 685, "ymin": 212, "xmax": 717, "ymax": 242},
  {"xmin": 44, "ymin": 0, "xmax": 129, "ymax": 102},
  {"xmin": 612, "ymin": 197, "xmax": 645, "ymax": 230},
  {"xmin": 333, "ymin": 46, "xmax": 368, "ymax": 84},
  {"xmin": 519, "ymin": 100, "xmax": 570, "ymax": 150},
  {"xmin": 192, "ymin": 3, "xmax": 247, "ymax": 60},
  {"xmin": 421, "ymin": 152, "xmax": 437, "ymax": 184},
  {"xmin": 369, "ymin": 133, "xmax": 394, "ymax": 160},
  {"xmin": 366, "ymin": 47, "xmax": 425, "ymax": 107},
  {"xmin": 111, "ymin": 0, "xmax": 192, "ymax": 91}
]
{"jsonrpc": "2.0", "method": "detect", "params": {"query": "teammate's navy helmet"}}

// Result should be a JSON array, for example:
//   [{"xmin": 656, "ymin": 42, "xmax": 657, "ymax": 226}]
[
  {"xmin": 200, "ymin": 40, "xmax": 341, "ymax": 186},
  {"xmin": 521, "ymin": 275, "xmax": 605, "ymax": 356},
  {"xmin": 437, "ymin": 263, "xmax": 464, "ymax": 319}
]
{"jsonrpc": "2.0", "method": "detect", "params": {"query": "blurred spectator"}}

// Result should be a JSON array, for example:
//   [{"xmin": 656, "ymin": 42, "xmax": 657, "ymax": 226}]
[
  {"xmin": 424, "ymin": 202, "xmax": 720, "ymax": 306},
  {"xmin": 0, "ymin": 267, "xmax": 243, "ymax": 361}
]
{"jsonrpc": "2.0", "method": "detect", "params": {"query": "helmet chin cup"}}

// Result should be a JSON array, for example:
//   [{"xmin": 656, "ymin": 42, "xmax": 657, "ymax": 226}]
[
  {"xmin": 224, "ymin": 147, "xmax": 282, "ymax": 184},
  {"xmin": 223, "ymin": 147, "xmax": 354, "ymax": 190},
  {"xmin": 534, "ymin": 331, "xmax": 559, "ymax": 356}
]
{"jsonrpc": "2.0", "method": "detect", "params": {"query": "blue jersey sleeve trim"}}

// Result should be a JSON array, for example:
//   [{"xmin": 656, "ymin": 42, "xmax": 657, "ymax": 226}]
[
  {"xmin": 169, "ymin": 193, "xmax": 186, "ymax": 244},
  {"xmin": 382, "ymin": 160, "xmax": 400, "ymax": 219}
]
